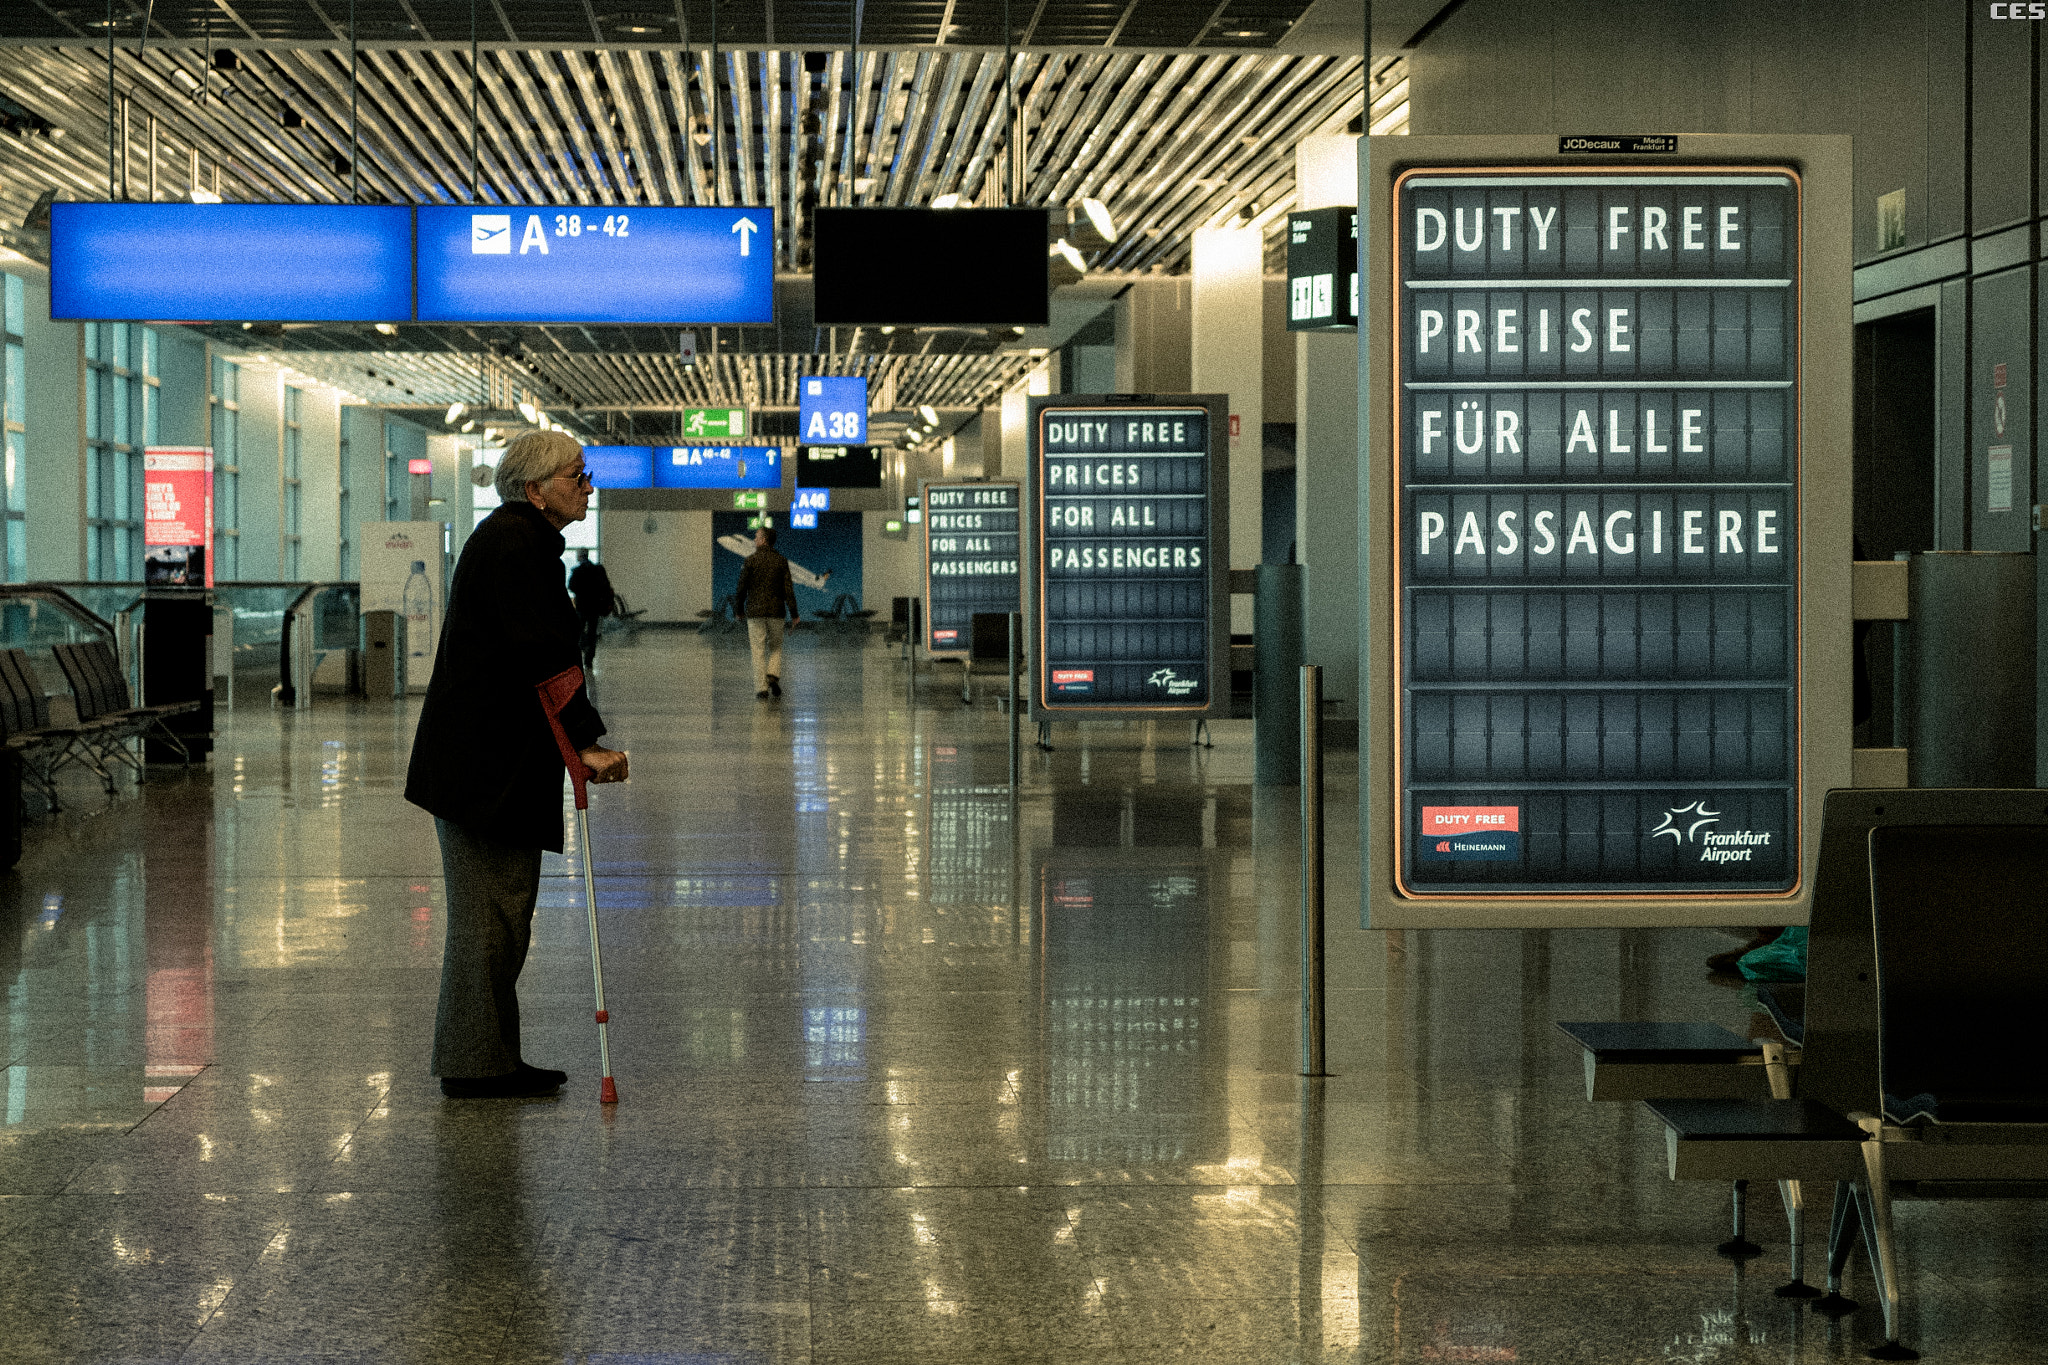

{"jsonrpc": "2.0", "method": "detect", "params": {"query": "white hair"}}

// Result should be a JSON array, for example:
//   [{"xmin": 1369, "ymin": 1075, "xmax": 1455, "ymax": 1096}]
[{"xmin": 495, "ymin": 429, "xmax": 582, "ymax": 505}]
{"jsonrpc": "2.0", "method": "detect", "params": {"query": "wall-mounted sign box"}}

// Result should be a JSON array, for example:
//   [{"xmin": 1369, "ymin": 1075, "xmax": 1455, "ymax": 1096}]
[
  {"xmin": 1027, "ymin": 395, "xmax": 1229, "ymax": 718},
  {"xmin": 732, "ymin": 491, "xmax": 767, "ymax": 509},
  {"xmin": 653, "ymin": 445, "xmax": 781, "ymax": 490},
  {"xmin": 50, "ymin": 203, "xmax": 413, "ymax": 322},
  {"xmin": 924, "ymin": 480, "xmax": 1020, "ymax": 659},
  {"xmin": 798, "ymin": 376, "xmax": 868, "ymax": 444},
  {"xmin": 795, "ymin": 445, "xmax": 883, "ymax": 489},
  {"xmin": 682, "ymin": 407, "xmax": 749, "ymax": 439},
  {"xmin": 1286, "ymin": 205, "xmax": 1358, "ymax": 331},
  {"xmin": 416, "ymin": 206, "xmax": 774, "ymax": 323},
  {"xmin": 1361, "ymin": 134, "xmax": 1854, "ymax": 929}
]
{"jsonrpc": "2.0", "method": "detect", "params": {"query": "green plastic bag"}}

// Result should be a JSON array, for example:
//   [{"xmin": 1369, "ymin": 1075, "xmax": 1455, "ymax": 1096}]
[{"xmin": 1737, "ymin": 926, "xmax": 1807, "ymax": 982}]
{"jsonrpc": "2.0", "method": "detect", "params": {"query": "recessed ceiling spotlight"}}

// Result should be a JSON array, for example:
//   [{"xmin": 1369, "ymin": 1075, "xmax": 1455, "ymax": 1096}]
[
  {"xmin": 374, "ymin": 322, "xmax": 398, "ymax": 335},
  {"xmin": 917, "ymin": 404, "xmax": 939, "ymax": 427}
]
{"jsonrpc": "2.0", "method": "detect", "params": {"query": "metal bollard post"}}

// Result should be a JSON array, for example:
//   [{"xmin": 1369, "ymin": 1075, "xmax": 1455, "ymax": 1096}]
[
  {"xmin": 1008, "ymin": 612, "xmax": 1021, "ymax": 795},
  {"xmin": 1300, "ymin": 664, "xmax": 1327, "ymax": 1077}
]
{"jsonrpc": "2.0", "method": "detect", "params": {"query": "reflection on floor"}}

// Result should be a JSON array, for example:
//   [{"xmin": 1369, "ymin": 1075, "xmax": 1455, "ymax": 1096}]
[{"xmin": 3, "ymin": 631, "xmax": 2042, "ymax": 1363}]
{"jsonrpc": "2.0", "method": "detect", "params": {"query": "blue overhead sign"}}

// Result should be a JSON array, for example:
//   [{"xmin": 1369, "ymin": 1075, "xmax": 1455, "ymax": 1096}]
[
  {"xmin": 49, "ymin": 203, "xmax": 414, "ymax": 322},
  {"xmin": 581, "ymin": 445, "xmax": 655, "ymax": 489},
  {"xmin": 415, "ymin": 205, "xmax": 775, "ymax": 324},
  {"xmin": 798, "ymin": 376, "xmax": 868, "ymax": 444},
  {"xmin": 652, "ymin": 445, "xmax": 782, "ymax": 490}
]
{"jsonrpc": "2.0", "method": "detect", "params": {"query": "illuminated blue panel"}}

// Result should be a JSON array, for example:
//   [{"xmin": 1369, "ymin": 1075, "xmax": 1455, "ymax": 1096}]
[
  {"xmin": 416, "ymin": 206, "xmax": 774, "ymax": 323},
  {"xmin": 49, "ymin": 203, "xmax": 413, "ymax": 322},
  {"xmin": 794, "ymin": 488, "xmax": 830, "ymax": 511},
  {"xmin": 581, "ymin": 445, "xmax": 654, "ymax": 489},
  {"xmin": 790, "ymin": 510, "xmax": 819, "ymax": 529},
  {"xmin": 652, "ymin": 445, "xmax": 782, "ymax": 490},
  {"xmin": 798, "ymin": 376, "xmax": 867, "ymax": 444}
]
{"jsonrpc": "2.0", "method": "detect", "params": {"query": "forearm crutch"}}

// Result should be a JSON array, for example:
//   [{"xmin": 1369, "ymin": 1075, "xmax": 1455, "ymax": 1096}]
[{"xmin": 537, "ymin": 665, "xmax": 618, "ymax": 1104}]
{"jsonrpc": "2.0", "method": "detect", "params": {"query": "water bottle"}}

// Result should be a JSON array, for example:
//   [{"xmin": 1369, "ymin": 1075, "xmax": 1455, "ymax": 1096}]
[{"xmin": 402, "ymin": 559, "xmax": 433, "ymax": 679}]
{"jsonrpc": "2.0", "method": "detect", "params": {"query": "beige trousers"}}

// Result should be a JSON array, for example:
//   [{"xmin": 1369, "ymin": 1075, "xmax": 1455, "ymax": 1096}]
[{"xmin": 747, "ymin": 617, "xmax": 785, "ymax": 693}]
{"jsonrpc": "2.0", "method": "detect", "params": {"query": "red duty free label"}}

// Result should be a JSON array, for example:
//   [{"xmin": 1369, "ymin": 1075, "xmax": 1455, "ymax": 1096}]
[{"xmin": 1420, "ymin": 806, "xmax": 1519, "ymax": 833}]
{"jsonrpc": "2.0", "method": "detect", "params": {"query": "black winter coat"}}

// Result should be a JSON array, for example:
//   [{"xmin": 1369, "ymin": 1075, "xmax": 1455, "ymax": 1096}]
[{"xmin": 405, "ymin": 501, "xmax": 606, "ymax": 852}]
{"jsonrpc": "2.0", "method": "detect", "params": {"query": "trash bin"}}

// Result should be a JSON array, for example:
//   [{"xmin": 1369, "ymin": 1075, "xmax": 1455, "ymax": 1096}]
[{"xmin": 362, "ymin": 610, "xmax": 405, "ymax": 700}]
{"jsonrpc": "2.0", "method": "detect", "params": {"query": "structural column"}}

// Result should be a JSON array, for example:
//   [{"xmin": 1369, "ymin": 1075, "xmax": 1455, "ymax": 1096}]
[
  {"xmin": 1191, "ymin": 227, "xmax": 1263, "ymax": 633},
  {"xmin": 1294, "ymin": 135, "xmax": 1360, "ymax": 737}
]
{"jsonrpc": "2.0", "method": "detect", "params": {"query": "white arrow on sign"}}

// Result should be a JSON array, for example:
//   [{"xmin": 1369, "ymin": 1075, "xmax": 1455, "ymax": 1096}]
[{"xmin": 732, "ymin": 216, "xmax": 759, "ymax": 256}]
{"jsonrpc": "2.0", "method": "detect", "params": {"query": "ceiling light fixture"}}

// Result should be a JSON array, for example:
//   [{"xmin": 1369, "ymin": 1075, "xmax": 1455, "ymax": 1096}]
[
  {"xmin": 373, "ymin": 322, "xmax": 398, "ymax": 336},
  {"xmin": 445, "ymin": 402, "xmax": 467, "ymax": 425},
  {"xmin": 517, "ymin": 401, "xmax": 538, "ymax": 422},
  {"xmin": 1068, "ymin": 198, "xmax": 1118, "ymax": 250},
  {"xmin": 917, "ymin": 404, "xmax": 939, "ymax": 428},
  {"xmin": 189, "ymin": 188, "xmax": 223, "ymax": 204},
  {"xmin": 1048, "ymin": 239, "xmax": 1087, "ymax": 288}
]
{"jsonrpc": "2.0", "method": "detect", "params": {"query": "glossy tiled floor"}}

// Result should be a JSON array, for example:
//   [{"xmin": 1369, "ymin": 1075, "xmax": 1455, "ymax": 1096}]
[{"xmin": 4, "ymin": 631, "xmax": 2044, "ymax": 1364}]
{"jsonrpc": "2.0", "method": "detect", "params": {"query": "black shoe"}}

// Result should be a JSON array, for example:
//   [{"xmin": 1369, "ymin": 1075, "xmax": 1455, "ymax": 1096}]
[
  {"xmin": 517, "ymin": 1061, "xmax": 569, "ymax": 1089},
  {"xmin": 768, "ymin": 674, "xmax": 781, "ymax": 698},
  {"xmin": 440, "ymin": 1067, "xmax": 563, "ymax": 1099},
  {"xmin": 757, "ymin": 689, "xmax": 771, "ymax": 700}
]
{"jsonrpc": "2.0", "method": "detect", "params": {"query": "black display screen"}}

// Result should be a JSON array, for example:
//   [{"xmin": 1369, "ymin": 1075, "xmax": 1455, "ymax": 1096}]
[
  {"xmin": 1032, "ymin": 403, "xmax": 1219, "ymax": 711},
  {"xmin": 794, "ymin": 445, "xmax": 883, "ymax": 489},
  {"xmin": 811, "ymin": 208, "xmax": 1051, "ymax": 326},
  {"xmin": 925, "ymin": 482, "xmax": 1020, "ymax": 657},
  {"xmin": 1394, "ymin": 169, "xmax": 1801, "ymax": 897}
]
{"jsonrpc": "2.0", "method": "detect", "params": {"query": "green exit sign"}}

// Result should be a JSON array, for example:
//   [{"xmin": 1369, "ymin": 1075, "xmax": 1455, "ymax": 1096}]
[
  {"xmin": 747, "ymin": 514, "xmax": 774, "ymax": 529},
  {"xmin": 682, "ymin": 407, "xmax": 748, "ymax": 438},
  {"xmin": 732, "ymin": 491, "xmax": 766, "ymax": 509}
]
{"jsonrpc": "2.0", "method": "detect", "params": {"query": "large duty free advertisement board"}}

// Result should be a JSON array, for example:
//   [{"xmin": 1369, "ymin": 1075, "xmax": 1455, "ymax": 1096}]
[
  {"xmin": 1027, "ymin": 396, "xmax": 1229, "ymax": 718},
  {"xmin": 923, "ymin": 480, "xmax": 1021, "ymax": 659},
  {"xmin": 1363, "ymin": 136, "xmax": 1854, "ymax": 928}
]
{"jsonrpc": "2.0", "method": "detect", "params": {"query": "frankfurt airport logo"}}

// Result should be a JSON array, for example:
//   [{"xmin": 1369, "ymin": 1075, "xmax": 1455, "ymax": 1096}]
[
  {"xmin": 1147, "ymin": 667, "xmax": 1200, "ymax": 697},
  {"xmin": 1651, "ymin": 801, "xmax": 1774, "ymax": 864}
]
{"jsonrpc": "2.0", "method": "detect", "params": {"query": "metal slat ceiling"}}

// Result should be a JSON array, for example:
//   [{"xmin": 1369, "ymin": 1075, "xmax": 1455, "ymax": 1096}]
[
  {"xmin": 2, "ymin": 1, "xmax": 1330, "ymax": 50},
  {"xmin": 0, "ymin": 24, "xmax": 1407, "ymax": 420}
]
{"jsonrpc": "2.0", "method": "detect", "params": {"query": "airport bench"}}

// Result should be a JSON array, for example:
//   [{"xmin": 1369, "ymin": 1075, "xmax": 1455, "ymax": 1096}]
[
  {"xmin": 50, "ymin": 638, "xmax": 197, "ymax": 776},
  {"xmin": 1638, "ymin": 789, "xmax": 2048, "ymax": 1360},
  {"xmin": 0, "ymin": 646, "xmax": 105, "ymax": 810}
]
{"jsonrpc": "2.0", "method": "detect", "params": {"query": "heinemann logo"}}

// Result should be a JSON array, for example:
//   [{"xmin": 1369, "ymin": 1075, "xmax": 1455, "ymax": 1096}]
[{"xmin": 1651, "ymin": 801, "xmax": 1773, "ymax": 864}]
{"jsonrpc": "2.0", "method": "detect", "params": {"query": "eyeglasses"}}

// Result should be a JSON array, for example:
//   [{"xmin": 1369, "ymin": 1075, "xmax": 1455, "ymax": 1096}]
[{"xmin": 549, "ymin": 469, "xmax": 593, "ymax": 488}]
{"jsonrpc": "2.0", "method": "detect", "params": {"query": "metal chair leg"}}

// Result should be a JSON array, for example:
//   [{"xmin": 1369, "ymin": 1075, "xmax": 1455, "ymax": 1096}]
[
  {"xmin": 1857, "ymin": 1129, "xmax": 1918, "ymax": 1361},
  {"xmin": 1775, "ymin": 1177, "xmax": 1821, "ymax": 1296},
  {"xmin": 1718, "ymin": 1179, "xmax": 1762, "ymax": 1259},
  {"xmin": 1814, "ymin": 1180, "xmax": 1860, "ymax": 1317}
]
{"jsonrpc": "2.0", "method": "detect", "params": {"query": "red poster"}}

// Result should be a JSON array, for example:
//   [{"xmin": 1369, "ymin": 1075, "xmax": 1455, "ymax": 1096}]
[{"xmin": 143, "ymin": 446, "xmax": 213, "ymax": 587}]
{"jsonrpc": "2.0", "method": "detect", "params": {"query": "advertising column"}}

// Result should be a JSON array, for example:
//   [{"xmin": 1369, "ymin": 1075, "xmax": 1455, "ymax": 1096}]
[
  {"xmin": 359, "ymin": 522, "xmax": 446, "ymax": 685},
  {"xmin": 924, "ymin": 481, "xmax": 1020, "ymax": 657},
  {"xmin": 1027, "ymin": 396, "xmax": 1229, "ymax": 717},
  {"xmin": 1363, "ymin": 136, "xmax": 1855, "ymax": 927},
  {"xmin": 142, "ymin": 447, "xmax": 213, "ymax": 586}
]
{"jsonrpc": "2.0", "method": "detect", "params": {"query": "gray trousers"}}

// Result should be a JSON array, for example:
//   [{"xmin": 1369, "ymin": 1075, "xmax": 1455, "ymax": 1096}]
[
  {"xmin": 431, "ymin": 817, "xmax": 544, "ymax": 1078},
  {"xmin": 747, "ymin": 617, "xmax": 785, "ymax": 693}
]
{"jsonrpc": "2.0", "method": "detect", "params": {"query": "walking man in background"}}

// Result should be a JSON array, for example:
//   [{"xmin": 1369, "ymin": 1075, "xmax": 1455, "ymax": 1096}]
[
  {"xmin": 567, "ymin": 548, "xmax": 615, "ymax": 673},
  {"xmin": 735, "ymin": 525, "xmax": 799, "ymax": 700}
]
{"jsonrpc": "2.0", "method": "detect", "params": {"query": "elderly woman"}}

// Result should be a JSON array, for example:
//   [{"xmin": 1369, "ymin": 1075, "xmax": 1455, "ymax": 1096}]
[{"xmin": 406, "ymin": 429, "xmax": 629, "ymax": 1099}]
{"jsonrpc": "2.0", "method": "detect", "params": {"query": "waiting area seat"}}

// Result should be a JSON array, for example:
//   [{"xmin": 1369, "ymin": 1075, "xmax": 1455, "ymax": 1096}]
[
  {"xmin": 1631, "ymin": 789, "xmax": 2048, "ymax": 1360},
  {"xmin": 1554, "ymin": 1020, "xmax": 1777, "ymax": 1101},
  {"xmin": 50, "ymin": 639, "xmax": 199, "ymax": 776},
  {"xmin": 0, "ymin": 646, "xmax": 110, "ymax": 808}
]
